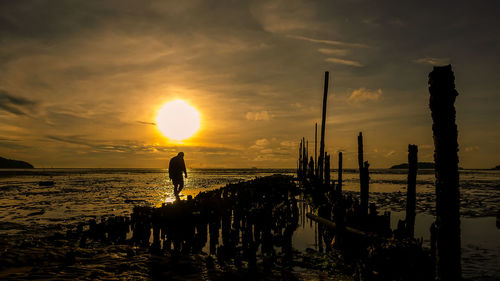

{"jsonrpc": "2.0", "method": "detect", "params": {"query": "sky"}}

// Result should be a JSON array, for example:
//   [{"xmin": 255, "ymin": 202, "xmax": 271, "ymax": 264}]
[{"xmin": 0, "ymin": 0, "xmax": 499, "ymax": 169}]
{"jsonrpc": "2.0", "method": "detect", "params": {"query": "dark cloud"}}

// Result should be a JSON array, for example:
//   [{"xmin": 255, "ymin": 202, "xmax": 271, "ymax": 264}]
[
  {"xmin": 0, "ymin": 137, "xmax": 28, "ymax": 149},
  {"xmin": 137, "ymin": 121, "xmax": 156, "ymax": 126},
  {"xmin": 0, "ymin": 89, "xmax": 37, "ymax": 116}
]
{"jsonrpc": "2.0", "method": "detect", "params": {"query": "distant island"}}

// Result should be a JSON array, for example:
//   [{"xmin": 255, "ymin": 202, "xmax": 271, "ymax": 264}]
[
  {"xmin": 390, "ymin": 162, "xmax": 434, "ymax": 169},
  {"xmin": 0, "ymin": 156, "xmax": 34, "ymax": 169}
]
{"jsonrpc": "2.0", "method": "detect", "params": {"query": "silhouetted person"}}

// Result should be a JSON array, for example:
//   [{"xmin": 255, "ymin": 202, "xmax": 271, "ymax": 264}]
[{"xmin": 169, "ymin": 152, "xmax": 187, "ymax": 198}]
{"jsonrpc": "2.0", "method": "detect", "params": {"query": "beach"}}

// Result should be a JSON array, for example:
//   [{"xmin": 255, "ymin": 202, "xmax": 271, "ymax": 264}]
[{"xmin": 0, "ymin": 168, "xmax": 498, "ymax": 280}]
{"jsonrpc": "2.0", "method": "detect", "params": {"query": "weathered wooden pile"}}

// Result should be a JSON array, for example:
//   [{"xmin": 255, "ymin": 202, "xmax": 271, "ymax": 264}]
[
  {"xmin": 297, "ymin": 66, "xmax": 462, "ymax": 281},
  {"xmin": 75, "ymin": 175, "xmax": 301, "ymax": 272}
]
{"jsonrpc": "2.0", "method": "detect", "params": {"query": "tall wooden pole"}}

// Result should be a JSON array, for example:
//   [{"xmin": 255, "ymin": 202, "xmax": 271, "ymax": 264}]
[
  {"xmin": 406, "ymin": 144, "xmax": 418, "ymax": 237},
  {"xmin": 325, "ymin": 153, "xmax": 331, "ymax": 188},
  {"xmin": 306, "ymin": 140, "xmax": 309, "ymax": 163},
  {"xmin": 302, "ymin": 137, "xmax": 307, "ymax": 179},
  {"xmin": 299, "ymin": 139, "xmax": 303, "ymax": 179},
  {"xmin": 337, "ymin": 151, "xmax": 343, "ymax": 195},
  {"xmin": 429, "ymin": 65, "xmax": 461, "ymax": 280},
  {"xmin": 358, "ymin": 132, "xmax": 363, "ymax": 170},
  {"xmin": 358, "ymin": 132, "xmax": 369, "ymax": 216},
  {"xmin": 360, "ymin": 161, "xmax": 369, "ymax": 216},
  {"xmin": 319, "ymin": 71, "xmax": 329, "ymax": 184},
  {"xmin": 315, "ymin": 123, "xmax": 318, "ymax": 176}
]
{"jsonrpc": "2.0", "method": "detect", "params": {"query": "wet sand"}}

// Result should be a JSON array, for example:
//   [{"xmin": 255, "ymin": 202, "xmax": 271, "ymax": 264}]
[{"xmin": 1, "ymin": 169, "xmax": 498, "ymax": 280}]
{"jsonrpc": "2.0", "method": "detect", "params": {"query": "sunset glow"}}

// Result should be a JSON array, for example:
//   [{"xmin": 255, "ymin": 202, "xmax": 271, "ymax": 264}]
[
  {"xmin": 156, "ymin": 100, "xmax": 201, "ymax": 141},
  {"xmin": 0, "ymin": 1, "xmax": 499, "ymax": 169}
]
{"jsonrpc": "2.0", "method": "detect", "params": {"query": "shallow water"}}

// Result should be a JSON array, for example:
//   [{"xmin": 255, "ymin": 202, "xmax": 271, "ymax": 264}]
[
  {"xmin": 0, "ymin": 168, "xmax": 499, "ymax": 280},
  {"xmin": 0, "ymin": 168, "xmax": 293, "ymax": 238}
]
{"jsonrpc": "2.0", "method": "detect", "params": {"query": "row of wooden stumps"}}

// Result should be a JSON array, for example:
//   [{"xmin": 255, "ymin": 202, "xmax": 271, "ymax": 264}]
[
  {"xmin": 61, "ymin": 175, "xmax": 301, "ymax": 279},
  {"xmin": 298, "ymin": 66, "xmax": 462, "ymax": 280}
]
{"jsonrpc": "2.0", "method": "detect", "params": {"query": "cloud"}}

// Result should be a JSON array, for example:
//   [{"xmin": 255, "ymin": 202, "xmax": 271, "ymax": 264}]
[
  {"xmin": 0, "ymin": 89, "xmax": 37, "ymax": 116},
  {"xmin": 46, "ymin": 135, "xmax": 238, "ymax": 154},
  {"xmin": 280, "ymin": 140, "xmax": 296, "ymax": 147},
  {"xmin": 325, "ymin": 57, "xmax": 363, "ymax": 67},
  {"xmin": 250, "ymin": 0, "xmax": 321, "ymax": 33},
  {"xmin": 287, "ymin": 35, "xmax": 369, "ymax": 48},
  {"xmin": 0, "ymin": 138, "xmax": 29, "ymax": 149},
  {"xmin": 137, "ymin": 121, "xmax": 156, "ymax": 126},
  {"xmin": 385, "ymin": 150, "xmax": 396, "ymax": 157},
  {"xmin": 246, "ymin": 110, "xmax": 273, "ymax": 121},
  {"xmin": 250, "ymin": 138, "xmax": 270, "ymax": 150},
  {"xmin": 318, "ymin": 48, "xmax": 349, "ymax": 56},
  {"xmin": 414, "ymin": 57, "xmax": 450, "ymax": 66},
  {"xmin": 255, "ymin": 138, "xmax": 269, "ymax": 146},
  {"xmin": 348, "ymin": 88, "xmax": 382, "ymax": 103}
]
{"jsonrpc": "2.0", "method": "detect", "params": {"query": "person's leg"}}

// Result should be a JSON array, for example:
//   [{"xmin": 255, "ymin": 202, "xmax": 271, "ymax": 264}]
[
  {"xmin": 173, "ymin": 183, "xmax": 179, "ymax": 196},
  {"xmin": 178, "ymin": 179, "xmax": 184, "ymax": 194}
]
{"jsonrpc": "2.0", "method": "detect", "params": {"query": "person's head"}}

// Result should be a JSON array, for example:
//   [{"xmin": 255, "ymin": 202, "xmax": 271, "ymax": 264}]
[{"xmin": 178, "ymin": 152, "xmax": 184, "ymax": 157}]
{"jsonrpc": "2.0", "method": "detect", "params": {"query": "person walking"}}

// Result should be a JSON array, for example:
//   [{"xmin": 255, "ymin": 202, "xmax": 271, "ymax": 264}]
[{"xmin": 169, "ymin": 152, "xmax": 187, "ymax": 198}]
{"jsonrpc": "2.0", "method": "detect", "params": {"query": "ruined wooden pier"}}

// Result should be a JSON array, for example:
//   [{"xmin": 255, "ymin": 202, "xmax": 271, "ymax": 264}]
[{"xmin": 297, "ymin": 67, "xmax": 463, "ymax": 280}]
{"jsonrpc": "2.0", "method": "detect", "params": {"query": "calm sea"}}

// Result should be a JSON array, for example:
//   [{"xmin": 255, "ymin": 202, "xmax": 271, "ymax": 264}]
[{"xmin": 0, "ymin": 168, "xmax": 499, "ymax": 279}]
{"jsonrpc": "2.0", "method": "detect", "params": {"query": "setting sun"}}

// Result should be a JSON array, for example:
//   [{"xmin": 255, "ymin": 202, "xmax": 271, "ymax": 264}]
[{"xmin": 156, "ymin": 100, "xmax": 201, "ymax": 141}]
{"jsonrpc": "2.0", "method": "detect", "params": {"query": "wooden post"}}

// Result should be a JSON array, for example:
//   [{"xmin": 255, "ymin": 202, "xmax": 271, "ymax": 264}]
[
  {"xmin": 360, "ymin": 161, "xmax": 370, "ymax": 216},
  {"xmin": 325, "ymin": 153, "xmax": 330, "ymax": 188},
  {"xmin": 298, "ymin": 139, "xmax": 303, "ymax": 179},
  {"xmin": 315, "ymin": 123, "xmax": 318, "ymax": 177},
  {"xmin": 297, "ymin": 159, "xmax": 299, "ymax": 179},
  {"xmin": 430, "ymin": 222, "xmax": 437, "ymax": 279},
  {"xmin": 358, "ymin": 132, "xmax": 369, "ymax": 216},
  {"xmin": 306, "ymin": 140, "xmax": 309, "ymax": 160},
  {"xmin": 358, "ymin": 132, "xmax": 363, "ymax": 170},
  {"xmin": 308, "ymin": 156, "xmax": 315, "ymax": 180},
  {"xmin": 319, "ymin": 71, "xmax": 329, "ymax": 184},
  {"xmin": 302, "ymin": 137, "xmax": 308, "ymax": 180},
  {"xmin": 337, "ymin": 151, "xmax": 343, "ymax": 196},
  {"xmin": 306, "ymin": 140, "xmax": 309, "ymax": 178},
  {"xmin": 406, "ymin": 144, "xmax": 418, "ymax": 237},
  {"xmin": 429, "ymin": 65, "xmax": 461, "ymax": 280}
]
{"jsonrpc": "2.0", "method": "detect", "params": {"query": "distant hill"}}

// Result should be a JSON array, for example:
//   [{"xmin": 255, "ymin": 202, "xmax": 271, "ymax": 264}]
[
  {"xmin": 493, "ymin": 165, "xmax": 500, "ymax": 170},
  {"xmin": 0, "ymin": 156, "xmax": 34, "ymax": 169},
  {"xmin": 390, "ymin": 162, "xmax": 434, "ymax": 169}
]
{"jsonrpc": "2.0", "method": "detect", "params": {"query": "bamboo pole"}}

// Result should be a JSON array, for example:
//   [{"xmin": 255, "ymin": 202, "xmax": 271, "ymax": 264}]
[{"xmin": 429, "ymin": 65, "xmax": 461, "ymax": 280}]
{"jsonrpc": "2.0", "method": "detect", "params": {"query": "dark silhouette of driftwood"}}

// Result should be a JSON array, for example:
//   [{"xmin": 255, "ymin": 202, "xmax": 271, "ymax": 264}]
[{"xmin": 306, "ymin": 213, "xmax": 369, "ymax": 237}]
